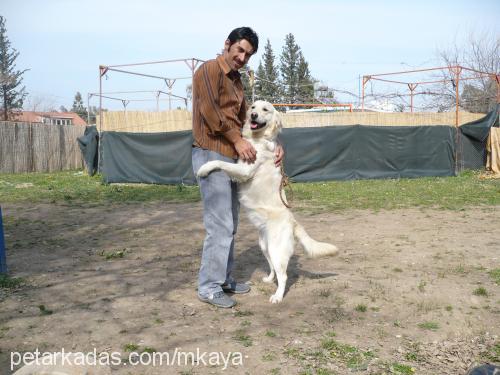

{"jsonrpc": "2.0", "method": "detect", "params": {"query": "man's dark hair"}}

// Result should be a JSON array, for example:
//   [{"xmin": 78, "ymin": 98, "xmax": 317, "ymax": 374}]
[{"xmin": 227, "ymin": 27, "xmax": 259, "ymax": 53}]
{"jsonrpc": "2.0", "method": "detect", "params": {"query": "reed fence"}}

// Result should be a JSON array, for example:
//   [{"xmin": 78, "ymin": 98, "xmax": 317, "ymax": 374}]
[
  {"xmin": 97, "ymin": 110, "xmax": 484, "ymax": 133},
  {"xmin": 0, "ymin": 121, "xmax": 85, "ymax": 173}
]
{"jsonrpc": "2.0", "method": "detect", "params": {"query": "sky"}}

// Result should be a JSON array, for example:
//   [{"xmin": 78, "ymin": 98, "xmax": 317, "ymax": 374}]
[{"xmin": 2, "ymin": 0, "xmax": 499, "ymax": 112}]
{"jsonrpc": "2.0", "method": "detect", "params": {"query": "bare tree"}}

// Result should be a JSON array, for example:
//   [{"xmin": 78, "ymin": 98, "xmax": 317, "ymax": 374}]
[
  {"xmin": 24, "ymin": 94, "xmax": 58, "ymax": 112},
  {"xmin": 435, "ymin": 30, "xmax": 499, "ymax": 113}
]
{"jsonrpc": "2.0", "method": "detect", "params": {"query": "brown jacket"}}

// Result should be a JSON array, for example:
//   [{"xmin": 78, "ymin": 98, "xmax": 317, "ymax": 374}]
[{"xmin": 192, "ymin": 55, "xmax": 246, "ymax": 159}]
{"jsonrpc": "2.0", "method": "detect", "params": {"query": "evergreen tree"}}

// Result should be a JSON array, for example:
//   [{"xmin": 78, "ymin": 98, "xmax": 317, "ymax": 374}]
[
  {"xmin": 240, "ymin": 68, "xmax": 254, "ymax": 103},
  {"xmin": 279, "ymin": 33, "xmax": 300, "ymax": 105},
  {"xmin": 296, "ymin": 52, "xmax": 315, "ymax": 103},
  {"xmin": 71, "ymin": 91, "xmax": 87, "ymax": 120},
  {"xmin": 0, "ymin": 16, "xmax": 28, "ymax": 121},
  {"xmin": 255, "ymin": 39, "xmax": 279, "ymax": 102}
]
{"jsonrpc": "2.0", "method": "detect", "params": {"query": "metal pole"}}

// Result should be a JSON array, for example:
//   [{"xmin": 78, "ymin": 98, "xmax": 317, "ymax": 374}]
[
  {"xmin": 455, "ymin": 67, "xmax": 461, "ymax": 127},
  {"xmin": 98, "ymin": 66, "xmax": 103, "ymax": 172},
  {"xmin": 99, "ymin": 67, "xmax": 103, "ymax": 133},
  {"xmin": 451, "ymin": 66, "xmax": 462, "ymax": 174},
  {"xmin": 408, "ymin": 83, "xmax": 417, "ymax": 113},
  {"xmin": 361, "ymin": 76, "xmax": 368, "ymax": 112},
  {"xmin": 495, "ymin": 74, "xmax": 500, "ymax": 104},
  {"xmin": 358, "ymin": 75, "xmax": 361, "ymax": 108},
  {"xmin": 87, "ymin": 93, "xmax": 91, "ymax": 125},
  {"xmin": 0, "ymin": 206, "xmax": 6, "ymax": 274}
]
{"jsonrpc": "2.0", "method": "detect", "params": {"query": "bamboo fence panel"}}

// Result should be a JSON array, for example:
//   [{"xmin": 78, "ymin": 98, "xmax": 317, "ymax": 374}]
[
  {"xmin": 96, "ymin": 110, "xmax": 485, "ymax": 133},
  {"xmin": 97, "ymin": 110, "xmax": 192, "ymax": 132},
  {"xmin": 281, "ymin": 111, "xmax": 485, "ymax": 127},
  {"xmin": 0, "ymin": 122, "xmax": 85, "ymax": 173}
]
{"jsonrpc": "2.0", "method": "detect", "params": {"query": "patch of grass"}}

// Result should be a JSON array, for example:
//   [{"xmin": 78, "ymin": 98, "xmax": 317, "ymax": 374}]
[
  {"xmin": 0, "ymin": 274, "xmax": 25, "ymax": 289},
  {"xmin": 418, "ymin": 280, "xmax": 426, "ymax": 292},
  {"xmin": 321, "ymin": 339, "xmax": 374, "ymax": 370},
  {"xmin": 142, "ymin": 347, "xmax": 156, "ymax": 354},
  {"xmin": 292, "ymin": 170, "xmax": 500, "ymax": 211},
  {"xmin": 393, "ymin": 267, "xmax": 403, "ymax": 272},
  {"xmin": 234, "ymin": 310, "xmax": 254, "ymax": 317},
  {"xmin": 417, "ymin": 321, "xmax": 439, "ymax": 331},
  {"xmin": 283, "ymin": 347, "xmax": 301, "ymax": 358},
  {"xmin": 0, "ymin": 171, "xmax": 201, "ymax": 204},
  {"xmin": 473, "ymin": 287, "xmax": 488, "ymax": 296},
  {"xmin": 481, "ymin": 343, "xmax": 500, "ymax": 363},
  {"xmin": 404, "ymin": 342, "xmax": 424, "ymax": 363},
  {"xmin": 240, "ymin": 320, "xmax": 251, "ymax": 327},
  {"xmin": 100, "ymin": 249, "xmax": 127, "ymax": 260},
  {"xmin": 355, "ymin": 304, "xmax": 367, "ymax": 312},
  {"xmin": 318, "ymin": 288, "xmax": 331, "ymax": 298},
  {"xmin": 391, "ymin": 362, "xmax": 415, "ymax": 374},
  {"xmin": 123, "ymin": 343, "xmax": 139, "ymax": 352},
  {"xmin": 262, "ymin": 352, "xmax": 276, "ymax": 361},
  {"xmin": 265, "ymin": 330, "xmax": 276, "ymax": 337},
  {"xmin": 445, "ymin": 305, "xmax": 453, "ymax": 312},
  {"xmin": 416, "ymin": 299, "xmax": 440, "ymax": 313},
  {"xmin": 316, "ymin": 369, "xmax": 337, "ymax": 375},
  {"xmin": 488, "ymin": 268, "xmax": 500, "ymax": 285},
  {"xmin": 452, "ymin": 264, "xmax": 468, "ymax": 275},
  {"xmin": 2, "ymin": 170, "xmax": 498, "ymax": 210},
  {"xmin": 38, "ymin": 304, "xmax": 53, "ymax": 316},
  {"xmin": 233, "ymin": 329, "xmax": 252, "ymax": 347}
]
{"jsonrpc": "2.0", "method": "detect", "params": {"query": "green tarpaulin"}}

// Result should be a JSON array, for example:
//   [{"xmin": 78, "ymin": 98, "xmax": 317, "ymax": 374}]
[{"xmin": 78, "ymin": 106, "xmax": 498, "ymax": 184}]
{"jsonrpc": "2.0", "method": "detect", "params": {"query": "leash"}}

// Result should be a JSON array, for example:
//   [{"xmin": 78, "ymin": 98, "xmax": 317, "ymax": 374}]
[{"xmin": 279, "ymin": 163, "xmax": 293, "ymax": 208}]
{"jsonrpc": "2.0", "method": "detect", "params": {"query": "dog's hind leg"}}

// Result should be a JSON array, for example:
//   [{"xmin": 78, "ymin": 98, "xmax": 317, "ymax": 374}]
[
  {"xmin": 268, "ymin": 222, "xmax": 294, "ymax": 303},
  {"xmin": 259, "ymin": 227, "xmax": 275, "ymax": 283}
]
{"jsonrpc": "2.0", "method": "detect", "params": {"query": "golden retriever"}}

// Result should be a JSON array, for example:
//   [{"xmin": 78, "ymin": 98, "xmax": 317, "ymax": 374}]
[{"xmin": 197, "ymin": 100, "xmax": 338, "ymax": 303}]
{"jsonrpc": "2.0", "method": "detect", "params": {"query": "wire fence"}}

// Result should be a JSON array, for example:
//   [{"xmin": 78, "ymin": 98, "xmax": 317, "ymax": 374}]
[{"xmin": 0, "ymin": 121, "xmax": 85, "ymax": 173}]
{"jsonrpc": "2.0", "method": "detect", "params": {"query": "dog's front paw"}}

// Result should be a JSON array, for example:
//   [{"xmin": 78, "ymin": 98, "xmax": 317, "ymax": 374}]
[
  {"xmin": 197, "ymin": 161, "xmax": 218, "ymax": 178},
  {"xmin": 269, "ymin": 294, "xmax": 283, "ymax": 304},
  {"xmin": 197, "ymin": 165, "xmax": 211, "ymax": 178}
]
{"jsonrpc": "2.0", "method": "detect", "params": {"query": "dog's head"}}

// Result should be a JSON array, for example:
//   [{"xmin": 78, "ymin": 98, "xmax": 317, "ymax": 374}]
[{"xmin": 243, "ymin": 100, "xmax": 282, "ymax": 140}]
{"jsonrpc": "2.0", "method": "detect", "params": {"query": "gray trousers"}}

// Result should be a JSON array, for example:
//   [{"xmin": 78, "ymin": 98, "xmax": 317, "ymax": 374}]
[{"xmin": 192, "ymin": 147, "xmax": 239, "ymax": 298}]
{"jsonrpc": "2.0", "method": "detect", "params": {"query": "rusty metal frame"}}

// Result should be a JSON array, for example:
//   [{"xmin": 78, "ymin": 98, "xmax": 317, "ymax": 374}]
[
  {"xmin": 273, "ymin": 103, "xmax": 353, "ymax": 112},
  {"xmin": 96, "ymin": 57, "xmax": 203, "ymax": 171},
  {"xmin": 361, "ymin": 65, "xmax": 499, "ymax": 126}
]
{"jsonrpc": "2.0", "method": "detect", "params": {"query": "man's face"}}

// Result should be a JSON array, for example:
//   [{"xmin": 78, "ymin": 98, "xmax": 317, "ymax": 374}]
[{"xmin": 223, "ymin": 39, "xmax": 254, "ymax": 71}]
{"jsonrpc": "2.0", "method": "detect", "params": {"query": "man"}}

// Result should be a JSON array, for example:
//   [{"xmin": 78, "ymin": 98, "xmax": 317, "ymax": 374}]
[{"xmin": 192, "ymin": 27, "xmax": 284, "ymax": 308}]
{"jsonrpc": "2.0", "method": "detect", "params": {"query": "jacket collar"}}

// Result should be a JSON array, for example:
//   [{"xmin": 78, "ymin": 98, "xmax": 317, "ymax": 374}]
[{"xmin": 217, "ymin": 55, "xmax": 241, "ymax": 79}]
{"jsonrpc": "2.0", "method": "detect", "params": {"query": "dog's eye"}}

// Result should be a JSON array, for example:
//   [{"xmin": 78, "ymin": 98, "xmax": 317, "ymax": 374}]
[
  {"xmin": 251, "ymin": 106, "xmax": 255, "ymax": 109},
  {"xmin": 263, "ymin": 108, "xmax": 268, "ymax": 112}
]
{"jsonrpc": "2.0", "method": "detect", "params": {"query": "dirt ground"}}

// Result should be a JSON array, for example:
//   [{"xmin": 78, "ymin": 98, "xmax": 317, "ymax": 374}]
[{"xmin": 0, "ymin": 201, "xmax": 498, "ymax": 374}]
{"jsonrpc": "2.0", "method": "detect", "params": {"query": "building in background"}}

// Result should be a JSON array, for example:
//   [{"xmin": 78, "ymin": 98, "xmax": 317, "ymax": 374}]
[{"xmin": 14, "ymin": 111, "xmax": 87, "ymax": 126}]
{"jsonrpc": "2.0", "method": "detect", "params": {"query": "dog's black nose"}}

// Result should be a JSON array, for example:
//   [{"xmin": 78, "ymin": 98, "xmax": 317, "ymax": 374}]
[{"xmin": 251, "ymin": 112, "xmax": 258, "ymax": 120}]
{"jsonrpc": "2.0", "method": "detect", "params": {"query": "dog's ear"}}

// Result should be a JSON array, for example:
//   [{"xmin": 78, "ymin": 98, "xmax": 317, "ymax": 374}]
[{"xmin": 272, "ymin": 108, "xmax": 283, "ymax": 133}]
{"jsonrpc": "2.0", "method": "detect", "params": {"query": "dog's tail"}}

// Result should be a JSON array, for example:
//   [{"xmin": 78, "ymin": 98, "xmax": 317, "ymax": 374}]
[{"xmin": 293, "ymin": 220, "xmax": 338, "ymax": 258}]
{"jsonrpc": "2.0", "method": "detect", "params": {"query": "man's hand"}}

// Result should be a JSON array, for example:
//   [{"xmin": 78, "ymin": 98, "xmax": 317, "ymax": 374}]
[
  {"xmin": 235, "ymin": 138, "xmax": 257, "ymax": 163},
  {"xmin": 274, "ymin": 144, "xmax": 284, "ymax": 167}
]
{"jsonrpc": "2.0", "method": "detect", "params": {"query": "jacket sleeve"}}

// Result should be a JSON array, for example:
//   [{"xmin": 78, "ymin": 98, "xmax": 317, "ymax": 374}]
[{"xmin": 193, "ymin": 62, "xmax": 242, "ymax": 144}]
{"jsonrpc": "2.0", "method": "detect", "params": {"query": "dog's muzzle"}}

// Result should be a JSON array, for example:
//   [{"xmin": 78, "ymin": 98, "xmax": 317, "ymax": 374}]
[{"xmin": 250, "ymin": 120, "xmax": 266, "ymax": 130}]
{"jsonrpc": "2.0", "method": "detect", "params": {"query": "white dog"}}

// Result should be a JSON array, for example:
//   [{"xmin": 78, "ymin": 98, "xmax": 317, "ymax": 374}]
[{"xmin": 197, "ymin": 100, "xmax": 338, "ymax": 303}]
